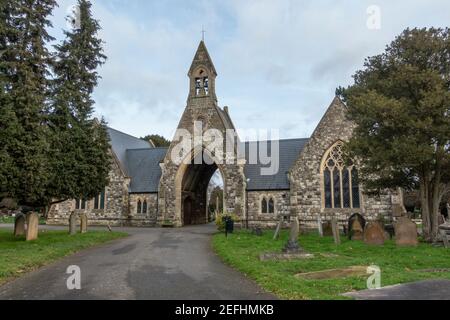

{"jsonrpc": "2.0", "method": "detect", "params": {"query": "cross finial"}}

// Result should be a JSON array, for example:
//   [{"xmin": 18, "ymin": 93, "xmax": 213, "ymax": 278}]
[{"xmin": 201, "ymin": 25, "xmax": 206, "ymax": 42}]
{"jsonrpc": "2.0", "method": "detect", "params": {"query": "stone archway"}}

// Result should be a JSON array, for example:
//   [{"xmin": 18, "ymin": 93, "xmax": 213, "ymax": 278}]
[{"xmin": 176, "ymin": 148, "xmax": 225, "ymax": 226}]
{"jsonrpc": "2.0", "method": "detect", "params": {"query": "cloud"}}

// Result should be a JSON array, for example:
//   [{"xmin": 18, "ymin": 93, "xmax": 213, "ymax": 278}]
[{"xmin": 49, "ymin": 0, "xmax": 450, "ymax": 140}]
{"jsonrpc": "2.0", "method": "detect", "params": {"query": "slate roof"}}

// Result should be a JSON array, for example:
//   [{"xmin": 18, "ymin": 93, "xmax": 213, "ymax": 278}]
[
  {"xmin": 107, "ymin": 127, "xmax": 152, "ymax": 176},
  {"xmin": 126, "ymin": 148, "xmax": 168, "ymax": 193},
  {"xmin": 107, "ymin": 127, "xmax": 308, "ymax": 193},
  {"xmin": 243, "ymin": 138, "xmax": 309, "ymax": 191}
]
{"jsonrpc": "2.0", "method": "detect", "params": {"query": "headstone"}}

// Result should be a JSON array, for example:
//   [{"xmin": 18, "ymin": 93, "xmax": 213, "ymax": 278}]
[
  {"xmin": 392, "ymin": 204, "xmax": 405, "ymax": 217},
  {"xmin": 317, "ymin": 215, "xmax": 323, "ymax": 237},
  {"xmin": 283, "ymin": 217, "xmax": 301, "ymax": 253},
  {"xmin": 26, "ymin": 212, "xmax": 39, "ymax": 241},
  {"xmin": 438, "ymin": 214, "xmax": 445, "ymax": 226},
  {"xmin": 14, "ymin": 214, "xmax": 26, "ymax": 237},
  {"xmin": 364, "ymin": 222, "xmax": 385, "ymax": 245},
  {"xmin": 394, "ymin": 217, "xmax": 418, "ymax": 246},
  {"xmin": 331, "ymin": 217, "xmax": 341, "ymax": 245},
  {"xmin": 273, "ymin": 215, "xmax": 283, "ymax": 240},
  {"xmin": 348, "ymin": 213, "xmax": 366, "ymax": 240},
  {"xmin": 251, "ymin": 227, "xmax": 263, "ymax": 236},
  {"xmin": 322, "ymin": 221, "xmax": 333, "ymax": 236},
  {"xmin": 80, "ymin": 213, "xmax": 87, "ymax": 234},
  {"xmin": 69, "ymin": 212, "xmax": 77, "ymax": 235}
]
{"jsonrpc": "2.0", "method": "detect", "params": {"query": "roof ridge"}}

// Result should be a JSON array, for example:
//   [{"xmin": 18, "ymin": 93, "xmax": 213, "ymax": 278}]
[
  {"xmin": 108, "ymin": 127, "xmax": 150, "ymax": 144},
  {"xmin": 244, "ymin": 137, "xmax": 309, "ymax": 143},
  {"xmin": 126, "ymin": 147, "xmax": 169, "ymax": 151}
]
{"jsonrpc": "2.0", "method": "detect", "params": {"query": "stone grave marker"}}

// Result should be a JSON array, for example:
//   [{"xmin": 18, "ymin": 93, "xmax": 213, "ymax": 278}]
[
  {"xmin": 69, "ymin": 212, "xmax": 77, "ymax": 235},
  {"xmin": 26, "ymin": 212, "xmax": 39, "ymax": 241},
  {"xmin": 322, "ymin": 221, "xmax": 333, "ymax": 237},
  {"xmin": 394, "ymin": 217, "xmax": 418, "ymax": 246},
  {"xmin": 348, "ymin": 213, "xmax": 366, "ymax": 240},
  {"xmin": 331, "ymin": 217, "xmax": 341, "ymax": 245},
  {"xmin": 14, "ymin": 214, "xmax": 26, "ymax": 237},
  {"xmin": 80, "ymin": 213, "xmax": 88, "ymax": 234},
  {"xmin": 364, "ymin": 222, "xmax": 385, "ymax": 245}
]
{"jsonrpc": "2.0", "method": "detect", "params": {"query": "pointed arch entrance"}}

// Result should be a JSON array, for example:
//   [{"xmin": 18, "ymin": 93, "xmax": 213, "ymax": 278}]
[{"xmin": 175, "ymin": 147, "xmax": 225, "ymax": 226}]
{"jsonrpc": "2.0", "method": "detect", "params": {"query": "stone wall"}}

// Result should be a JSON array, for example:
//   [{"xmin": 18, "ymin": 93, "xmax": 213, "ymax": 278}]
[
  {"xmin": 47, "ymin": 156, "xmax": 157, "ymax": 227},
  {"xmin": 246, "ymin": 190, "xmax": 291, "ymax": 228},
  {"xmin": 289, "ymin": 97, "xmax": 395, "ymax": 229},
  {"xmin": 128, "ymin": 193, "xmax": 158, "ymax": 226}
]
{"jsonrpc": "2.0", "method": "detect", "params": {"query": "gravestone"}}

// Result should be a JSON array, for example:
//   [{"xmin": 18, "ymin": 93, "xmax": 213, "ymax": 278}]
[
  {"xmin": 331, "ymin": 218, "xmax": 341, "ymax": 245},
  {"xmin": 283, "ymin": 216, "xmax": 301, "ymax": 253},
  {"xmin": 364, "ymin": 222, "xmax": 385, "ymax": 245},
  {"xmin": 317, "ymin": 215, "xmax": 323, "ymax": 237},
  {"xmin": 14, "ymin": 214, "xmax": 26, "ymax": 237},
  {"xmin": 80, "ymin": 213, "xmax": 87, "ymax": 234},
  {"xmin": 348, "ymin": 213, "xmax": 366, "ymax": 240},
  {"xmin": 69, "ymin": 212, "xmax": 77, "ymax": 235},
  {"xmin": 26, "ymin": 212, "xmax": 39, "ymax": 241},
  {"xmin": 251, "ymin": 227, "xmax": 263, "ymax": 236},
  {"xmin": 394, "ymin": 217, "xmax": 418, "ymax": 246},
  {"xmin": 322, "ymin": 221, "xmax": 333, "ymax": 237}
]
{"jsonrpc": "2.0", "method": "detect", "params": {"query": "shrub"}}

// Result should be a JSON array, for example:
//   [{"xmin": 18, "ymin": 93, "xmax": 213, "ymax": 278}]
[{"xmin": 215, "ymin": 213, "xmax": 240, "ymax": 231}]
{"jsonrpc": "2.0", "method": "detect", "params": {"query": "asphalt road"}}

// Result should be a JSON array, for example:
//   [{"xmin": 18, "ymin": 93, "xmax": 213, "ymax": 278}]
[{"xmin": 0, "ymin": 224, "xmax": 275, "ymax": 300}]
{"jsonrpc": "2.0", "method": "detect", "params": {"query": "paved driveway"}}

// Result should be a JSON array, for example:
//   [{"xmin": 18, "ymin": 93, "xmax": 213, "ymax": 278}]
[{"xmin": 0, "ymin": 224, "xmax": 275, "ymax": 300}]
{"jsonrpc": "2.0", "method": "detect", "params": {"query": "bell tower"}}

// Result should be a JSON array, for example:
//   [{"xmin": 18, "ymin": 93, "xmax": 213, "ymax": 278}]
[{"xmin": 188, "ymin": 40, "xmax": 217, "ymax": 103}]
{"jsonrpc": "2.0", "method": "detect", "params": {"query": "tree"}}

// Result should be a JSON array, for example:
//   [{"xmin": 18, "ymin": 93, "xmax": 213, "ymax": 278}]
[
  {"xmin": 338, "ymin": 28, "xmax": 450, "ymax": 242},
  {"xmin": 0, "ymin": 0, "xmax": 57, "ymax": 209},
  {"xmin": 141, "ymin": 134, "xmax": 170, "ymax": 147},
  {"xmin": 48, "ymin": 0, "xmax": 110, "ymax": 205}
]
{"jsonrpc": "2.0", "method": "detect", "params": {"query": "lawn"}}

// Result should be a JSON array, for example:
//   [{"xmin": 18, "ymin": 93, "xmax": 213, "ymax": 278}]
[
  {"xmin": 0, "ymin": 228, "xmax": 127, "ymax": 285},
  {"xmin": 0, "ymin": 215, "xmax": 46, "ymax": 225},
  {"xmin": 212, "ymin": 229, "xmax": 450, "ymax": 300}
]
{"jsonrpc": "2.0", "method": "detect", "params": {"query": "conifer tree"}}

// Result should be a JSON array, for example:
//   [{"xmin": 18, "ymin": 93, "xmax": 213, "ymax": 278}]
[
  {"xmin": 0, "ymin": 0, "xmax": 57, "ymax": 208},
  {"xmin": 49, "ymin": 0, "xmax": 110, "ymax": 204}
]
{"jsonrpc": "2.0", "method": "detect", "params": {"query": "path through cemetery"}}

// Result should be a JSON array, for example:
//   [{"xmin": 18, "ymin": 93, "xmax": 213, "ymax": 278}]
[{"xmin": 0, "ymin": 224, "xmax": 275, "ymax": 300}]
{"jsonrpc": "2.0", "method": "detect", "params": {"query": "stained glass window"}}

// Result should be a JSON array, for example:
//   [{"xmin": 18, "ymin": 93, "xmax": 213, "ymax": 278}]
[{"xmin": 322, "ymin": 141, "xmax": 361, "ymax": 209}]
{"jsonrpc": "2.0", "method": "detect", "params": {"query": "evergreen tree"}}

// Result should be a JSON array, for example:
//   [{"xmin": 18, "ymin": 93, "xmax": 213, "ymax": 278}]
[
  {"xmin": 0, "ymin": 0, "xmax": 57, "ymax": 208},
  {"xmin": 338, "ymin": 28, "xmax": 450, "ymax": 242},
  {"xmin": 141, "ymin": 134, "xmax": 171, "ymax": 147},
  {"xmin": 49, "ymin": 0, "xmax": 110, "ymax": 203}
]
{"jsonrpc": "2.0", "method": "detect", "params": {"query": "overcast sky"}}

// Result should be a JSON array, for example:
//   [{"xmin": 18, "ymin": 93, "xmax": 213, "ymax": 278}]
[{"xmin": 49, "ymin": 0, "xmax": 450, "ymax": 141}]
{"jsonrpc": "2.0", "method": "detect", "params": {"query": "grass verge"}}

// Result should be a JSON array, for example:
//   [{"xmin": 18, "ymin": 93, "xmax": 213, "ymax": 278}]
[
  {"xmin": 0, "ymin": 228, "xmax": 127, "ymax": 285},
  {"xmin": 212, "ymin": 229, "xmax": 450, "ymax": 300}
]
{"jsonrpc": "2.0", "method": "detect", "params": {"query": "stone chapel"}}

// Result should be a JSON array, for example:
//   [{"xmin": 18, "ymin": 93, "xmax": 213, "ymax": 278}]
[{"xmin": 48, "ymin": 41, "xmax": 398, "ymax": 228}]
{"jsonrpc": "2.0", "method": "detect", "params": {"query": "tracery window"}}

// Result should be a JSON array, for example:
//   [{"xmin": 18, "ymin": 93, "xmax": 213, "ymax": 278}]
[
  {"xmin": 261, "ymin": 197, "xmax": 276, "ymax": 214},
  {"xmin": 137, "ymin": 200, "xmax": 142, "ymax": 214},
  {"xmin": 322, "ymin": 142, "xmax": 360, "ymax": 209},
  {"xmin": 94, "ymin": 190, "xmax": 105, "ymax": 210}
]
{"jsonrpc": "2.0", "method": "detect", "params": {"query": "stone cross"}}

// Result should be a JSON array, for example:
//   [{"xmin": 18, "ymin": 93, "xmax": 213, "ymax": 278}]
[{"xmin": 26, "ymin": 212, "xmax": 39, "ymax": 241}]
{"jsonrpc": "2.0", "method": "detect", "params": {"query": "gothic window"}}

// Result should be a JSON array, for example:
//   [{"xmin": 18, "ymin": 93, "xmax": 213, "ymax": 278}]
[
  {"xmin": 75, "ymin": 199, "xmax": 86, "ymax": 210},
  {"xmin": 137, "ymin": 200, "xmax": 142, "ymax": 214},
  {"xmin": 268, "ymin": 198, "xmax": 275, "ymax": 214},
  {"xmin": 142, "ymin": 200, "xmax": 147, "ymax": 214},
  {"xmin": 94, "ymin": 190, "xmax": 105, "ymax": 210},
  {"xmin": 261, "ymin": 198, "xmax": 268, "ymax": 214},
  {"xmin": 321, "ymin": 141, "xmax": 361, "ymax": 209}
]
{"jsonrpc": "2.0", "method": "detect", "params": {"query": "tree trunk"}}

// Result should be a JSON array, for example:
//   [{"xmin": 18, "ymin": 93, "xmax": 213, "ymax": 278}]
[{"xmin": 420, "ymin": 174, "xmax": 432, "ymax": 242}]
